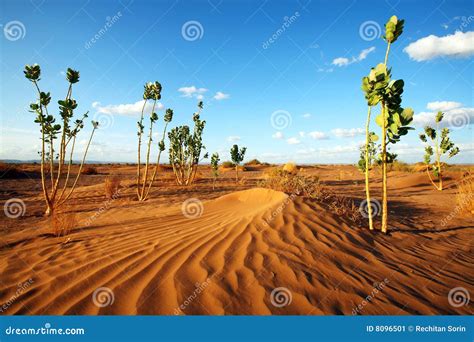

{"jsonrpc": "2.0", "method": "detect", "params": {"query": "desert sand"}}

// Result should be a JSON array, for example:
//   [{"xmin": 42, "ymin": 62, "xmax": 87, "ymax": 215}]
[{"xmin": 0, "ymin": 164, "xmax": 473, "ymax": 315}]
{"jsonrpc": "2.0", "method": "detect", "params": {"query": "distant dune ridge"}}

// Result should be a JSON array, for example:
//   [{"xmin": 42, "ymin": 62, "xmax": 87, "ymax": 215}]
[{"xmin": 0, "ymin": 186, "xmax": 472, "ymax": 315}]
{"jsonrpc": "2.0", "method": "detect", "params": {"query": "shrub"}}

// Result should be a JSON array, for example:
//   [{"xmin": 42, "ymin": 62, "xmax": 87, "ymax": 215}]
[
  {"xmin": 168, "ymin": 101, "xmax": 207, "ymax": 186},
  {"xmin": 230, "ymin": 144, "xmax": 246, "ymax": 182},
  {"xmin": 105, "ymin": 175, "xmax": 121, "ymax": 199},
  {"xmin": 24, "ymin": 64, "xmax": 98, "ymax": 216},
  {"xmin": 50, "ymin": 211, "xmax": 77, "ymax": 237},
  {"xmin": 244, "ymin": 159, "xmax": 261, "ymax": 166},
  {"xmin": 221, "ymin": 161, "xmax": 235, "ymax": 168},
  {"xmin": 282, "ymin": 162, "xmax": 298, "ymax": 175},
  {"xmin": 81, "ymin": 166, "xmax": 98, "ymax": 175},
  {"xmin": 456, "ymin": 176, "xmax": 474, "ymax": 214},
  {"xmin": 210, "ymin": 153, "xmax": 220, "ymax": 189},
  {"xmin": 387, "ymin": 161, "xmax": 412, "ymax": 172}
]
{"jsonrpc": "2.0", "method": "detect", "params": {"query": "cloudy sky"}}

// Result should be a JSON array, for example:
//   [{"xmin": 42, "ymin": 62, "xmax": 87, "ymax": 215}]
[{"xmin": 1, "ymin": 0, "xmax": 473, "ymax": 163}]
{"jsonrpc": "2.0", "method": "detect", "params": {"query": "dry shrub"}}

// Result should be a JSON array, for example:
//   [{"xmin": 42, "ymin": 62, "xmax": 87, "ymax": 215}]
[
  {"xmin": 259, "ymin": 168, "xmax": 362, "ymax": 225},
  {"xmin": 282, "ymin": 162, "xmax": 298, "ymax": 175},
  {"xmin": 50, "ymin": 211, "xmax": 77, "ymax": 237},
  {"xmin": 105, "ymin": 174, "xmax": 121, "ymax": 199},
  {"xmin": 456, "ymin": 175, "xmax": 474, "ymax": 214},
  {"xmin": 244, "ymin": 159, "xmax": 262, "ymax": 166},
  {"xmin": 221, "ymin": 161, "xmax": 235, "ymax": 168},
  {"xmin": 81, "ymin": 166, "xmax": 98, "ymax": 175},
  {"xmin": 412, "ymin": 163, "xmax": 429, "ymax": 172},
  {"xmin": 387, "ymin": 161, "xmax": 413, "ymax": 172}
]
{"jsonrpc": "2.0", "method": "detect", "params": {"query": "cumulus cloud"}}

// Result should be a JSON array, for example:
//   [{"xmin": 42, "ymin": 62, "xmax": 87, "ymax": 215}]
[
  {"xmin": 213, "ymin": 91, "xmax": 230, "ymax": 100},
  {"xmin": 331, "ymin": 128, "xmax": 365, "ymax": 138},
  {"xmin": 404, "ymin": 31, "xmax": 474, "ymax": 61},
  {"xmin": 308, "ymin": 131, "xmax": 329, "ymax": 140},
  {"xmin": 178, "ymin": 86, "xmax": 208, "ymax": 98},
  {"xmin": 287, "ymin": 137, "xmax": 301, "ymax": 145},
  {"xmin": 227, "ymin": 135, "xmax": 241, "ymax": 142},
  {"xmin": 92, "ymin": 100, "xmax": 164, "ymax": 116},
  {"xmin": 426, "ymin": 101, "xmax": 462, "ymax": 112},
  {"xmin": 272, "ymin": 131, "xmax": 284, "ymax": 139},
  {"xmin": 413, "ymin": 101, "xmax": 473, "ymax": 128},
  {"xmin": 332, "ymin": 47, "xmax": 376, "ymax": 67}
]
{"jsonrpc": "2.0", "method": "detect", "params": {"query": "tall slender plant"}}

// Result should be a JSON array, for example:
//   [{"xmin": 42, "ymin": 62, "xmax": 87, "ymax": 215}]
[
  {"xmin": 230, "ymin": 145, "xmax": 246, "ymax": 182},
  {"xmin": 361, "ymin": 16, "xmax": 414, "ymax": 233},
  {"xmin": 24, "ymin": 64, "xmax": 98, "ymax": 216},
  {"xmin": 136, "ymin": 82, "xmax": 173, "ymax": 201},
  {"xmin": 419, "ymin": 112, "xmax": 459, "ymax": 190},
  {"xmin": 210, "ymin": 152, "xmax": 220, "ymax": 189},
  {"xmin": 168, "ymin": 101, "xmax": 208, "ymax": 185}
]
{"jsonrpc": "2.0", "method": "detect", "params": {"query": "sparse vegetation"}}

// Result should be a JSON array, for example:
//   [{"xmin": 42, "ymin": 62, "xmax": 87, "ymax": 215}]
[
  {"xmin": 360, "ymin": 16, "xmax": 414, "ymax": 233},
  {"xmin": 221, "ymin": 161, "xmax": 235, "ymax": 168},
  {"xmin": 81, "ymin": 166, "xmax": 98, "ymax": 175},
  {"xmin": 105, "ymin": 174, "xmax": 121, "ymax": 199},
  {"xmin": 136, "ymin": 82, "xmax": 174, "ymax": 200},
  {"xmin": 282, "ymin": 162, "xmax": 298, "ymax": 175},
  {"xmin": 210, "ymin": 153, "xmax": 220, "ymax": 189},
  {"xmin": 50, "ymin": 210, "xmax": 77, "ymax": 237},
  {"xmin": 456, "ymin": 175, "xmax": 474, "ymax": 214},
  {"xmin": 168, "ymin": 101, "xmax": 208, "ymax": 186},
  {"xmin": 230, "ymin": 144, "xmax": 247, "ymax": 182},
  {"xmin": 419, "ymin": 112, "xmax": 460, "ymax": 190},
  {"xmin": 24, "ymin": 64, "xmax": 98, "ymax": 216}
]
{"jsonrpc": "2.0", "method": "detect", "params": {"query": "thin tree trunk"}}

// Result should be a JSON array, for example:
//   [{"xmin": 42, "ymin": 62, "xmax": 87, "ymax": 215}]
[
  {"xmin": 136, "ymin": 100, "xmax": 148, "ymax": 199},
  {"xmin": 140, "ymin": 101, "xmax": 157, "ymax": 200},
  {"xmin": 364, "ymin": 106, "xmax": 374, "ymax": 230},
  {"xmin": 381, "ymin": 102, "xmax": 388, "ymax": 234}
]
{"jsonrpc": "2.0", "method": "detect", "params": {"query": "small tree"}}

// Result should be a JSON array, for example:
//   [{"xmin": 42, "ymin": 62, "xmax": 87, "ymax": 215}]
[
  {"xmin": 361, "ymin": 16, "xmax": 414, "ymax": 233},
  {"xmin": 419, "ymin": 111, "xmax": 459, "ymax": 190},
  {"xmin": 210, "ymin": 152, "xmax": 220, "ymax": 189},
  {"xmin": 24, "ymin": 64, "xmax": 98, "ymax": 216},
  {"xmin": 136, "ymin": 82, "xmax": 173, "ymax": 201},
  {"xmin": 230, "ymin": 144, "xmax": 246, "ymax": 182},
  {"xmin": 168, "ymin": 101, "xmax": 208, "ymax": 185}
]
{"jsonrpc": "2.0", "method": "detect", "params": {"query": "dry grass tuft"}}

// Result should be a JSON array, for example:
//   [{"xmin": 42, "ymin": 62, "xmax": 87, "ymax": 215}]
[
  {"xmin": 105, "ymin": 174, "xmax": 121, "ymax": 199},
  {"xmin": 282, "ymin": 162, "xmax": 298, "ymax": 175},
  {"xmin": 81, "ymin": 166, "xmax": 98, "ymax": 175},
  {"xmin": 50, "ymin": 211, "xmax": 77, "ymax": 237},
  {"xmin": 387, "ymin": 161, "xmax": 413, "ymax": 172},
  {"xmin": 456, "ymin": 175, "xmax": 474, "ymax": 214}
]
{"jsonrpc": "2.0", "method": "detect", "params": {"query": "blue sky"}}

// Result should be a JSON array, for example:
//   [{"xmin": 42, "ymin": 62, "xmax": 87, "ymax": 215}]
[{"xmin": 1, "ymin": 0, "xmax": 473, "ymax": 163}]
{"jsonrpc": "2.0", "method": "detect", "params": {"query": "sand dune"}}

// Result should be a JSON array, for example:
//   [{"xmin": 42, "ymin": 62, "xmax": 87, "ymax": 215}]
[{"xmin": 0, "ymin": 187, "xmax": 472, "ymax": 315}]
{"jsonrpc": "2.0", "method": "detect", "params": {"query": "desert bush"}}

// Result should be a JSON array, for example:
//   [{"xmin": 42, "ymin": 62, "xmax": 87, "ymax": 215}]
[
  {"xmin": 81, "ymin": 166, "xmax": 98, "ymax": 175},
  {"xmin": 360, "ymin": 15, "xmax": 413, "ymax": 233},
  {"xmin": 221, "ymin": 161, "xmax": 235, "ymax": 168},
  {"xmin": 259, "ymin": 168, "xmax": 322, "ymax": 198},
  {"xmin": 50, "ymin": 211, "xmax": 77, "ymax": 237},
  {"xmin": 419, "ymin": 112, "xmax": 459, "ymax": 191},
  {"xmin": 456, "ymin": 176, "xmax": 474, "ymax": 214},
  {"xmin": 282, "ymin": 162, "xmax": 298, "ymax": 175},
  {"xmin": 24, "ymin": 64, "xmax": 98, "ymax": 216},
  {"xmin": 387, "ymin": 161, "xmax": 412, "ymax": 172},
  {"xmin": 105, "ymin": 175, "xmax": 121, "ymax": 199},
  {"xmin": 168, "ymin": 101, "xmax": 208, "ymax": 186},
  {"xmin": 210, "ymin": 153, "xmax": 220, "ymax": 189},
  {"xmin": 244, "ymin": 159, "xmax": 261, "ymax": 166},
  {"xmin": 136, "ymin": 81, "xmax": 174, "ymax": 200},
  {"xmin": 230, "ymin": 144, "xmax": 246, "ymax": 182}
]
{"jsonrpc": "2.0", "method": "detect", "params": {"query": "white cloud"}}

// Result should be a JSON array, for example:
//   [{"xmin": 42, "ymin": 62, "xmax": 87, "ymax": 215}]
[
  {"xmin": 332, "ymin": 47, "xmax": 376, "ymax": 67},
  {"xmin": 213, "ymin": 91, "xmax": 230, "ymax": 100},
  {"xmin": 413, "ymin": 101, "xmax": 474, "ymax": 128},
  {"xmin": 302, "ymin": 113, "xmax": 311, "ymax": 118},
  {"xmin": 287, "ymin": 137, "xmax": 301, "ymax": 145},
  {"xmin": 272, "ymin": 131, "xmax": 284, "ymax": 139},
  {"xmin": 178, "ymin": 86, "xmax": 208, "ymax": 98},
  {"xmin": 404, "ymin": 31, "xmax": 474, "ymax": 61},
  {"xmin": 227, "ymin": 135, "xmax": 241, "ymax": 142},
  {"xmin": 331, "ymin": 128, "xmax": 365, "ymax": 138},
  {"xmin": 298, "ymin": 131, "xmax": 305, "ymax": 137},
  {"xmin": 426, "ymin": 101, "xmax": 462, "ymax": 112},
  {"xmin": 308, "ymin": 131, "xmax": 329, "ymax": 140},
  {"xmin": 92, "ymin": 100, "xmax": 164, "ymax": 117}
]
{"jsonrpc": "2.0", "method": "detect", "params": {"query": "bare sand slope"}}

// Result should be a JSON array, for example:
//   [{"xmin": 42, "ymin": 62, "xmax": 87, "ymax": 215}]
[{"xmin": 0, "ymin": 188, "xmax": 472, "ymax": 315}]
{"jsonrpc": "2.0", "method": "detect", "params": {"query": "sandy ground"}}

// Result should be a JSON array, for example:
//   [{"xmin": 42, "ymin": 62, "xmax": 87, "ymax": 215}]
[{"xmin": 0, "ymin": 164, "xmax": 473, "ymax": 315}]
